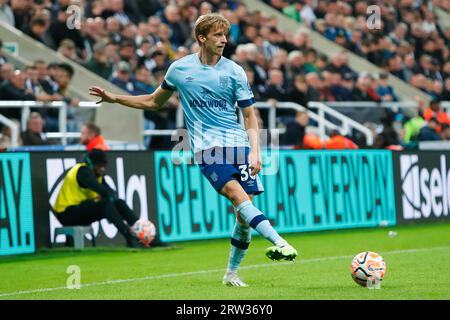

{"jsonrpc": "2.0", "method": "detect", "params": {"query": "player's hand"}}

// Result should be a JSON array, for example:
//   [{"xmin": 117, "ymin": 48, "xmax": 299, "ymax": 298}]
[
  {"xmin": 89, "ymin": 86, "xmax": 116, "ymax": 104},
  {"xmin": 248, "ymin": 150, "xmax": 262, "ymax": 176}
]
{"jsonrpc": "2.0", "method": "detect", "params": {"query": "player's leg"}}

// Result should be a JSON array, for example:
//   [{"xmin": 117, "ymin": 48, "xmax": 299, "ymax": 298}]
[
  {"xmin": 62, "ymin": 199, "xmax": 138, "ymax": 247},
  {"xmin": 221, "ymin": 180, "xmax": 298, "ymax": 261},
  {"xmin": 223, "ymin": 196, "xmax": 253, "ymax": 287},
  {"xmin": 113, "ymin": 199, "xmax": 139, "ymax": 226}
]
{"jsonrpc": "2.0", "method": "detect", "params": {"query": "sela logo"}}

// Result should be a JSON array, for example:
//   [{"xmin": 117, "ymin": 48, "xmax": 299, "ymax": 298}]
[
  {"xmin": 400, "ymin": 154, "xmax": 450, "ymax": 220},
  {"xmin": 185, "ymin": 76, "xmax": 194, "ymax": 82},
  {"xmin": 47, "ymin": 157, "xmax": 149, "ymax": 243}
]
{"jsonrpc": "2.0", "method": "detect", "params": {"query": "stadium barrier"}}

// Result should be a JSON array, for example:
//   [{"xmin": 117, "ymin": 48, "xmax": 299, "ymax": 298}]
[
  {"xmin": 0, "ymin": 101, "xmax": 100, "ymax": 145},
  {"xmin": 29, "ymin": 151, "xmax": 156, "ymax": 248},
  {"xmin": 154, "ymin": 149, "xmax": 396, "ymax": 242},
  {"xmin": 1, "ymin": 149, "xmax": 449, "ymax": 256}
]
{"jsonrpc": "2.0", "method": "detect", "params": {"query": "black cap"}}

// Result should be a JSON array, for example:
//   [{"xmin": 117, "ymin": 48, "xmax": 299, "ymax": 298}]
[{"xmin": 86, "ymin": 149, "xmax": 108, "ymax": 166}]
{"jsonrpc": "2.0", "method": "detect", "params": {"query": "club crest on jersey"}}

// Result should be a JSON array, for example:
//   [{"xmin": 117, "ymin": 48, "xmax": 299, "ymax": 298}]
[
  {"xmin": 210, "ymin": 172, "xmax": 219, "ymax": 182},
  {"xmin": 219, "ymin": 76, "xmax": 229, "ymax": 88}
]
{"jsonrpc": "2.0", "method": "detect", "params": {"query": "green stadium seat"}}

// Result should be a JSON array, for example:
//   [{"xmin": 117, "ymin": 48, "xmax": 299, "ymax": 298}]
[{"xmin": 53, "ymin": 226, "xmax": 96, "ymax": 249}]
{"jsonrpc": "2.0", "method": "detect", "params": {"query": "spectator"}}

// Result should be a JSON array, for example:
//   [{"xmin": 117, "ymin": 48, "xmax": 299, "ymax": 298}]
[
  {"xmin": 23, "ymin": 15, "xmax": 51, "ymax": 46},
  {"xmin": 56, "ymin": 63, "xmax": 81, "ymax": 132},
  {"xmin": 110, "ymin": 60, "xmax": 134, "ymax": 93},
  {"xmin": 376, "ymin": 72, "xmax": 398, "ymax": 102},
  {"xmin": 264, "ymin": 68, "xmax": 287, "ymax": 102},
  {"xmin": 417, "ymin": 117, "xmax": 441, "ymax": 141},
  {"xmin": 423, "ymin": 99, "xmax": 450, "ymax": 126},
  {"xmin": 24, "ymin": 64, "xmax": 60, "ymax": 103},
  {"xmin": 440, "ymin": 124, "xmax": 450, "ymax": 141},
  {"xmin": 83, "ymin": 42, "xmax": 113, "ymax": 80},
  {"xmin": 282, "ymin": 111, "xmax": 309, "ymax": 147},
  {"xmin": 0, "ymin": 69, "xmax": 36, "ymax": 120},
  {"xmin": 48, "ymin": 5, "xmax": 86, "ymax": 59},
  {"xmin": 305, "ymin": 72, "xmax": 321, "ymax": 101},
  {"xmin": 21, "ymin": 112, "xmax": 53, "ymax": 146},
  {"xmin": 325, "ymin": 130, "xmax": 359, "ymax": 149},
  {"xmin": 57, "ymin": 39, "xmax": 83, "ymax": 64},
  {"xmin": 442, "ymin": 78, "xmax": 450, "ymax": 101},
  {"xmin": 351, "ymin": 75, "xmax": 378, "ymax": 102},
  {"xmin": 10, "ymin": 0, "xmax": 33, "ymax": 29},
  {"xmin": 79, "ymin": 122, "xmax": 110, "ymax": 151},
  {"xmin": 287, "ymin": 74, "xmax": 308, "ymax": 106},
  {"xmin": 159, "ymin": 4, "xmax": 189, "ymax": 49},
  {"xmin": 0, "ymin": 62, "xmax": 14, "ymax": 85}
]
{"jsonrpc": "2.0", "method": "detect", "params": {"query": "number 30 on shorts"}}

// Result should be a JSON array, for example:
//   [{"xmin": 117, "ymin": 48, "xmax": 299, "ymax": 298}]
[{"xmin": 238, "ymin": 164, "xmax": 256, "ymax": 182}]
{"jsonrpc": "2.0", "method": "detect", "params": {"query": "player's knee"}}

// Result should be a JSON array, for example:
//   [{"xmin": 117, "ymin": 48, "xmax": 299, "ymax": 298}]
[{"xmin": 221, "ymin": 182, "xmax": 249, "ymax": 205}]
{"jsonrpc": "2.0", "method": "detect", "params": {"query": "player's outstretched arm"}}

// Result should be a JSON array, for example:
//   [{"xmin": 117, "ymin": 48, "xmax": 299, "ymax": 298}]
[{"xmin": 89, "ymin": 86, "xmax": 174, "ymax": 110}]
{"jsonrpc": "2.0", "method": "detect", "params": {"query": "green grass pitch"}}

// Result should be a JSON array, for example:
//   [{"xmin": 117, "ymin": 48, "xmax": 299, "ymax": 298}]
[{"xmin": 1, "ymin": 223, "xmax": 450, "ymax": 300}]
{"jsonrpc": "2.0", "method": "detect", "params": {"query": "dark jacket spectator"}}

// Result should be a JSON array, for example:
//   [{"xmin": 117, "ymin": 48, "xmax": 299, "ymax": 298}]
[
  {"xmin": 21, "ymin": 112, "xmax": 53, "ymax": 146},
  {"xmin": 418, "ymin": 118, "xmax": 442, "ymax": 141},
  {"xmin": 0, "ymin": 70, "xmax": 36, "ymax": 120},
  {"xmin": 83, "ymin": 43, "xmax": 113, "ymax": 80},
  {"xmin": 282, "ymin": 111, "xmax": 309, "ymax": 147}
]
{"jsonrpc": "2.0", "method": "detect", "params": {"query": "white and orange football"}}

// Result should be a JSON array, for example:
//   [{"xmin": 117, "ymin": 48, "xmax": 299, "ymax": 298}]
[
  {"xmin": 350, "ymin": 251, "xmax": 386, "ymax": 287},
  {"xmin": 131, "ymin": 219, "xmax": 156, "ymax": 247}
]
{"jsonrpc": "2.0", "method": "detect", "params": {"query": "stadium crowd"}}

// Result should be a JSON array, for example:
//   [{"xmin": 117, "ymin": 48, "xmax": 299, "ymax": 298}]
[{"xmin": 1, "ymin": 0, "xmax": 450, "ymax": 151}]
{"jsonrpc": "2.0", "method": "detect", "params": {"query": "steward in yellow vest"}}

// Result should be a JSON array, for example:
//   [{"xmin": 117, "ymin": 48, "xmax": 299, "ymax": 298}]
[{"xmin": 53, "ymin": 149, "xmax": 144, "ymax": 248}]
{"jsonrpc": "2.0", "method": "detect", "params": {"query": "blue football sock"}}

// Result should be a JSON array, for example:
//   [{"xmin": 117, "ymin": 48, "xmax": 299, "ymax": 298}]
[
  {"xmin": 235, "ymin": 200, "xmax": 284, "ymax": 245},
  {"xmin": 226, "ymin": 222, "xmax": 251, "ymax": 273}
]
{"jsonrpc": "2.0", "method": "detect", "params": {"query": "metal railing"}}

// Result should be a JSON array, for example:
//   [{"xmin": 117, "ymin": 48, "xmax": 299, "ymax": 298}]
[
  {"xmin": 247, "ymin": 101, "xmax": 344, "ymax": 141},
  {"xmin": 141, "ymin": 100, "xmax": 374, "ymax": 145},
  {"xmin": 0, "ymin": 101, "xmax": 100, "ymax": 145},
  {"xmin": 0, "ymin": 113, "xmax": 20, "ymax": 147},
  {"xmin": 307, "ymin": 102, "xmax": 374, "ymax": 145}
]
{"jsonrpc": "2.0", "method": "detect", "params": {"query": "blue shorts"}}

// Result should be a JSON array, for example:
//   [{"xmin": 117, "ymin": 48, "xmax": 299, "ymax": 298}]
[{"xmin": 195, "ymin": 147, "xmax": 264, "ymax": 195}]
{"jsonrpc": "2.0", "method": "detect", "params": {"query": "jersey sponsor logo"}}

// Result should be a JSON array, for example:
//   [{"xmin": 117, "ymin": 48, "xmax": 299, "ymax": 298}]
[
  {"xmin": 185, "ymin": 76, "xmax": 194, "ymax": 82},
  {"xmin": 189, "ymin": 99, "xmax": 227, "ymax": 110},
  {"xmin": 189, "ymin": 88, "xmax": 228, "ymax": 110}
]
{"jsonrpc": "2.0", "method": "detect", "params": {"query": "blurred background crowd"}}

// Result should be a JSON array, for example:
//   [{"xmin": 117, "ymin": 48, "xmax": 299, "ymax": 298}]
[{"xmin": 1, "ymin": 0, "xmax": 450, "ymax": 151}]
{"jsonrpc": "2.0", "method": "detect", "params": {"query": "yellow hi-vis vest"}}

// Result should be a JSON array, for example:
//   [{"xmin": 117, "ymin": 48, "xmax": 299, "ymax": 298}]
[{"xmin": 53, "ymin": 163, "xmax": 103, "ymax": 213}]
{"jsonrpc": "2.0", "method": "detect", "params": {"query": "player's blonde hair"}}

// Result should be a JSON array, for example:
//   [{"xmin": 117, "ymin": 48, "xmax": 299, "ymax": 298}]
[{"xmin": 194, "ymin": 13, "xmax": 230, "ymax": 44}]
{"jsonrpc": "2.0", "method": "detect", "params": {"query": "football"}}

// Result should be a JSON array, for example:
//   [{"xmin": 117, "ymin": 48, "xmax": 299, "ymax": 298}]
[
  {"xmin": 350, "ymin": 251, "xmax": 386, "ymax": 287},
  {"xmin": 131, "ymin": 219, "xmax": 156, "ymax": 247}
]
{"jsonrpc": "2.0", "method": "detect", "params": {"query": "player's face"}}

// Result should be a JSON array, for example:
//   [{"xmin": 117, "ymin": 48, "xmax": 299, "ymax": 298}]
[{"xmin": 203, "ymin": 26, "xmax": 227, "ymax": 56}]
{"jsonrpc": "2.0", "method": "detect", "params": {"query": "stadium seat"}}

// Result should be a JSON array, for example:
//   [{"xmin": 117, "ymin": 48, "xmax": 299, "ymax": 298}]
[{"xmin": 53, "ymin": 226, "xmax": 96, "ymax": 249}]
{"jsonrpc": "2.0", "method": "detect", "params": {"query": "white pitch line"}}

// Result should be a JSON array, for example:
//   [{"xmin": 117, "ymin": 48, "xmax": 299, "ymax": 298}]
[{"xmin": 0, "ymin": 245, "xmax": 449, "ymax": 298}]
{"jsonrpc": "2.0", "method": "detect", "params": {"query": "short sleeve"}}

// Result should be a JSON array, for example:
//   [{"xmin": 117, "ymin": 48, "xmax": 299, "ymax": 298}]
[
  {"xmin": 235, "ymin": 65, "xmax": 255, "ymax": 108},
  {"xmin": 161, "ymin": 61, "xmax": 177, "ymax": 91}
]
